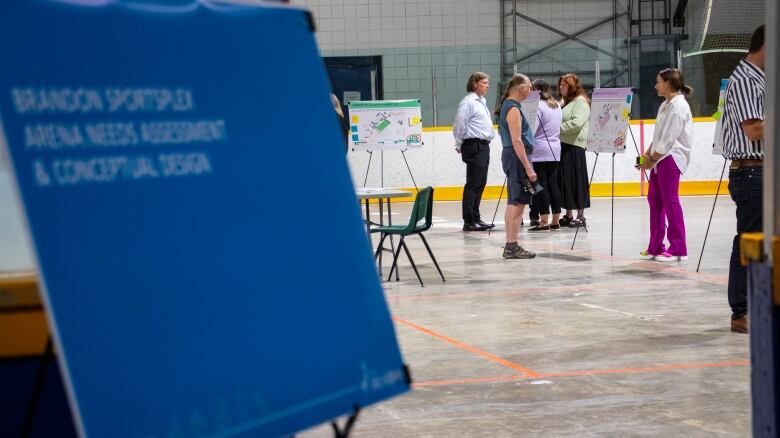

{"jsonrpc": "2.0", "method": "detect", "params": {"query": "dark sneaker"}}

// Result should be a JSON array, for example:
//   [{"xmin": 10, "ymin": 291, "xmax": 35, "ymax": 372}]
[
  {"xmin": 463, "ymin": 223, "xmax": 488, "ymax": 232},
  {"xmin": 530, "ymin": 219, "xmax": 541, "ymax": 227},
  {"xmin": 476, "ymin": 220, "xmax": 496, "ymax": 229},
  {"xmin": 528, "ymin": 225, "xmax": 550, "ymax": 232},
  {"xmin": 550, "ymin": 224, "xmax": 561, "ymax": 231},
  {"xmin": 731, "ymin": 315, "xmax": 748, "ymax": 334},
  {"xmin": 503, "ymin": 246, "xmax": 536, "ymax": 259},
  {"xmin": 559, "ymin": 215, "xmax": 572, "ymax": 226}
]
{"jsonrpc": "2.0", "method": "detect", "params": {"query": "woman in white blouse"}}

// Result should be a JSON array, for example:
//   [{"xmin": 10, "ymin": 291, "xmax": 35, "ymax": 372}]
[{"xmin": 636, "ymin": 68, "xmax": 694, "ymax": 262}]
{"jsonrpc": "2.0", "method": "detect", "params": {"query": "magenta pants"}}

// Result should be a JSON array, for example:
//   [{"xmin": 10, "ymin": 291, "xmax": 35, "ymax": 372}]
[{"xmin": 647, "ymin": 156, "xmax": 687, "ymax": 256}]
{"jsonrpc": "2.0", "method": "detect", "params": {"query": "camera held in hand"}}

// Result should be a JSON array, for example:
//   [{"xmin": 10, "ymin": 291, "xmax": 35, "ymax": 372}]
[{"xmin": 524, "ymin": 179, "xmax": 544, "ymax": 195}]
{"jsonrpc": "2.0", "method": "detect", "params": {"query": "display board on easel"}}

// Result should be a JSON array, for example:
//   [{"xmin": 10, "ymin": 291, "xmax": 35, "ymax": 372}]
[
  {"xmin": 712, "ymin": 79, "xmax": 729, "ymax": 156},
  {"xmin": 349, "ymin": 100, "xmax": 423, "ymax": 150},
  {"xmin": 521, "ymin": 91, "xmax": 541, "ymax": 134},
  {"xmin": 573, "ymin": 88, "xmax": 633, "ymax": 255},
  {"xmin": 586, "ymin": 88, "xmax": 633, "ymax": 154}
]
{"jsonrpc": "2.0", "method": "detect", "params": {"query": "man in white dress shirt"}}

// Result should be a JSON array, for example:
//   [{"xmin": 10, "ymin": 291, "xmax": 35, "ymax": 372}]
[{"xmin": 453, "ymin": 72, "xmax": 496, "ymax": 231}]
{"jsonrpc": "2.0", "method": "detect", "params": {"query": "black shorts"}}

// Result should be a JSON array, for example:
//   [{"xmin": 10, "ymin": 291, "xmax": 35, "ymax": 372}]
[{"xmin": 501, "ymin": 147, "xmax": 531, "ymax": 205}]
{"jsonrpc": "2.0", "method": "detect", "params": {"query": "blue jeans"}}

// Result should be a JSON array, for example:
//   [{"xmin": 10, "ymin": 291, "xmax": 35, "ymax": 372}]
[{"xmin": 727, "ymin": 166, "xmax": 763, "ymax": 319}]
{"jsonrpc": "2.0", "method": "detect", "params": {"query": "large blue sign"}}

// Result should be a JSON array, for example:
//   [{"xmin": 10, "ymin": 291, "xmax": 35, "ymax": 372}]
[{"xmin": 0, "ymin": 1, "xmax": 409, "ymax": 436}]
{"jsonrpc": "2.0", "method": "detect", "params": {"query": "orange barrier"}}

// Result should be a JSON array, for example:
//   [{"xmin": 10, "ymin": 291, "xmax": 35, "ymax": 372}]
[{"xmin": 0, "ymin": 273, "xmax": 48, "ymax": 358}]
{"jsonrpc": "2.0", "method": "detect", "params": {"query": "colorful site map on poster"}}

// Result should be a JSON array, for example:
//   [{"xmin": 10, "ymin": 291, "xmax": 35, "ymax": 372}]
[
  {"xmin": 712, "ymin": 79, "xmax": 728, "ymax": 155},
  {"xmin": 586, "ymin": 88, "xmax": 632, "ymax": 154},
  {"xmin": 349, "ymin": 100, "xmax": 423, "ymax": 150}
]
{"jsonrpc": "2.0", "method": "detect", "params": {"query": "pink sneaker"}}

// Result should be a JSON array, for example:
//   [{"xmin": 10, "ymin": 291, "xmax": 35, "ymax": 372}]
[{"xmin": 655, "ymin": 252, "xmax": 675, "ymax": 262}]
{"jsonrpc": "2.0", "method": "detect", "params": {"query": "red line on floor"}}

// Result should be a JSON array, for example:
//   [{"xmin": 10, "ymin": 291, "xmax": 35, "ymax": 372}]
[
  {"xmin": 413, "ymin": 360, "xmax": 749, "ymax": 388},
  {"xmin": 393, "ymin": 316, "xmax": 540, "ymax": 378}
]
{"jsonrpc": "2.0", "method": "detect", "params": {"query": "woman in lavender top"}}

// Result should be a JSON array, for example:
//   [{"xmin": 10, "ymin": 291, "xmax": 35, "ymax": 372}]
[{"xmin": 528, "ymin": 79, "xmax": 563, "ymax": 231}]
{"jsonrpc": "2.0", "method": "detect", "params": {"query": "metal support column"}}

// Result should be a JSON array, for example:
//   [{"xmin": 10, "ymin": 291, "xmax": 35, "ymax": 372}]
[
  {"xmin": 767, "ymin": 0, "xmax": 779, "ymax": 258},
  {"xmin": 750, "ymin": 2, "xmax": 780, "ymax": 435}
]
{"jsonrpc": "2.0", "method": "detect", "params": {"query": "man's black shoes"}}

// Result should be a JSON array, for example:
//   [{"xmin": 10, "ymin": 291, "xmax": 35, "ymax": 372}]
[
  {"xmin": 475, "ymin": 220, "xmax": 496, "ymax": 229},
  {"xmin": 463, "ymin": 222, "xmax": 489, "ymax": 231}
]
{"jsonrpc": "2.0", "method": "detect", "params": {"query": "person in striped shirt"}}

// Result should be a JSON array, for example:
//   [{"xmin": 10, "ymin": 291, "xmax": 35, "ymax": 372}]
[{"xmin": 722, "ymin": 24, "xmax": 765, "ymax": 334}]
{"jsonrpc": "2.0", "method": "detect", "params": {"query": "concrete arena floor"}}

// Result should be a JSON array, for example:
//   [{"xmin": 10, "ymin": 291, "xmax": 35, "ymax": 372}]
[{"xmin": 301, "ymin": 195, "xmax": 749, "ymax": 438}]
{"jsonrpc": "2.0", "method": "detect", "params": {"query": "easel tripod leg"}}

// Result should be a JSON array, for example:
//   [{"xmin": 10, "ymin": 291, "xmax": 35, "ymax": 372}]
[
  {"xmin": 489, "ymin": 176, "xmax": 508, "ymax": 236},
  {"xmin": 331, "ymin": 405, "xmax": 361, "ymax": 438},
  {"xmin": 572, "ymin": 152, "xmax": 599, "ymax": 250},
  {"xmin": 697, "ymin": 159, "xmax": 727, "ymax": 272}
]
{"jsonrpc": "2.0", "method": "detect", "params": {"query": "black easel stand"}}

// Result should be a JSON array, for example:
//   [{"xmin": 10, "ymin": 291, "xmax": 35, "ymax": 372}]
[
  {"xmin": 362, "ymin": 151, "xmax": 373, "ymax": 187},
  {"xmin": 626, "ymin": 122, "xmax": 651, "ymax": 186},
  {"xmin": 571, "ymin": 152, "xmax": 599, "ymax": 250},
  {"xmin": 360, "ymin": 148, "xmax": 420, "ymax": 281},
  {"xmin": 331, "ymin": 405, "xmax": 361, "ymax": 438},
  {"xmin": 488, "ymin": 176, "xmax": 508, "ymax": 236},
  {"xmin": 22, "ymin": 336, "xmax": 53, "ymax": 438},
  {"xmin": 400, "ymin": 149, "xmax": 418, "ymax": 191},
  {"xmin": 696, "ymin": 158, "xmax": 728, "ymax": 272},
  {"xmin": 611, "ymin": 152, "xmax": 615, "ymax": 255},
  {"xmin": 361, "ymin": 149, "xmax": 418, "ymax": 190}
]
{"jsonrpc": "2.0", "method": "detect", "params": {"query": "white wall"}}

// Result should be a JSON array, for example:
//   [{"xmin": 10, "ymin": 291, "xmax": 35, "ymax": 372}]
[
  {"xmin": 0, "ymin": 166, "xmax": 35, "ymax": 272},
  {"xmin": 292, "ymin": 0, "xmax": 632, "ymax": 123},
  {"xmin": 292, "ymin": 0, "xmax": 503, "ymax": 125},
  {"xmin": 349, "ymin": 120, "xmax": 726, "ymax": 189}
]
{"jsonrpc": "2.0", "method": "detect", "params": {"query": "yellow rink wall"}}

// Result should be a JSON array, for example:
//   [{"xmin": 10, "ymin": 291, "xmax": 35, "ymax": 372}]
[{"xmin": 372, "ymin": 181, "xmax": 730, "ymax": 203}]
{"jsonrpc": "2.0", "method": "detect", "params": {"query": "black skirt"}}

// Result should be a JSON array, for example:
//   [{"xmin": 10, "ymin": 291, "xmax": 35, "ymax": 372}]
[{"xmin": 559, "ymin": 142, "xmax": 591, "ymax": 210}]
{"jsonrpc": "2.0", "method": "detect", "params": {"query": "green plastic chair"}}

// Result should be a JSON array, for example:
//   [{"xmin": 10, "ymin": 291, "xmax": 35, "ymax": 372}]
[{"xmin": 371, "ymin": 186, "xmax": 445, "ymax": 287}]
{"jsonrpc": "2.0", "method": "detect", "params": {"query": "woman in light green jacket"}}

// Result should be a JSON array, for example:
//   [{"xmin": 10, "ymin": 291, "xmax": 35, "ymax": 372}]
[{"xmin": 557, "ymin": 74, "xmax": 591, "ymax": 228}]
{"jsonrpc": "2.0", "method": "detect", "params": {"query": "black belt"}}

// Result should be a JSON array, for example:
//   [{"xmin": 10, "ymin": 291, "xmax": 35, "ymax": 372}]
[{"xmin": 729, "ymin": 159, "xmax": 763, "ymax": 169}]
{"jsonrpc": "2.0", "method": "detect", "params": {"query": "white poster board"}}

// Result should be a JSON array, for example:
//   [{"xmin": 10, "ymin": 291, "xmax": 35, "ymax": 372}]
[
  {"xmin": 586, "ymin": 88, "xmax": 632, "ymax": 154},
  {"xmin": 348, "ymin": 99, "xmax": 423, "ymax": 150},
  {"xmin": 712, "ymin": 79, "xmax": 728, "ymax": 156},
  {"xmin": 520, "ymin": 91, "xmax": 540, "ymax": 134},
  {"xmin": 343, "ymin": 90, "xmax": 361, "ymax": 105}
]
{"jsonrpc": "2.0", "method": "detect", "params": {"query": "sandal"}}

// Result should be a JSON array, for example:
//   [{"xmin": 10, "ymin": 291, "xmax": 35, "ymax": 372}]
[
  {"xmin": 568, "ymin": 217, "xmax": 587, "ymax": 228},
  {"xmin": 559, "ymin": 215, "xmax": 572, "ymax": 226}
]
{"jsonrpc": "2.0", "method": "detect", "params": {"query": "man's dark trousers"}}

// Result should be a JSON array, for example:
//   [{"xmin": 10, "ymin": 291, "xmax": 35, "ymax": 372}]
[
  {"xmin": 727, "ymin": 166, "xmax": 763, "ymax": 319},
  {"xmin": 461, "ymin": 138, "xmax": 490, "ymax": 224}
]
